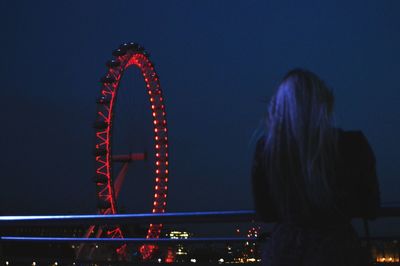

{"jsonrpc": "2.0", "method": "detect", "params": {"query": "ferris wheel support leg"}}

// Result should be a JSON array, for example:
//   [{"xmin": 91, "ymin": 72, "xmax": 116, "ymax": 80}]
[
  {"xmin": 87, "ymin": 226, "xmax": 104, "ymax": 259},
  {"xmin": 75, "ymin": 224, "xmax": 96, "ymax": 259},
  {"xmin": 114, "ymin": 162, "xmax": 130, "ymax": 200}
]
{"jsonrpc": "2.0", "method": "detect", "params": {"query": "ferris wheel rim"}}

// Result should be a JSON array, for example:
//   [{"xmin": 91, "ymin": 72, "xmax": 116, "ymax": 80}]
[{"xmin": 92, "ymin": 42, "xmax": 170, "ymax": 259}]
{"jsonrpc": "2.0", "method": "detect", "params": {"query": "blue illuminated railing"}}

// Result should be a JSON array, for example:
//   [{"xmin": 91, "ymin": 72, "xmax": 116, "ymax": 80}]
[
  {"xmin": 0, "ymin": 206, "xmax": 399, "ymax": 266},
  {"xmin": 0, "ymin": 206, "xmax": 399, "ymax": 244},
  {"xmin": 0, "ymin": 210, "xmax": 256, "ymax": 245},
  {"xmin": 0, "ymin": 210, "xmax": 255, "ymax": 227}
]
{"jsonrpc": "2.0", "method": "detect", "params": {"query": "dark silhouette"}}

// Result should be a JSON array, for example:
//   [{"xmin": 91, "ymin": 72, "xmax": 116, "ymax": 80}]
[{"xmin": 252, "ymin": 69, "xmax": 380, "ymax": 266}]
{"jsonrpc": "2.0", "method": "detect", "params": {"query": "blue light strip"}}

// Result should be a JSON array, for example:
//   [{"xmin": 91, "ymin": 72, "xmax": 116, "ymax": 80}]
[
  {"xmin": 0, "ymin": 210, "xmax": 256, "ymax": 227},
  {"xmin": 0, "ymin": 236, "xmax": 259, "ymax": 244},
  {"xmin": 0, "ymin": 207, "xmax": 398, "ymax": 228}
]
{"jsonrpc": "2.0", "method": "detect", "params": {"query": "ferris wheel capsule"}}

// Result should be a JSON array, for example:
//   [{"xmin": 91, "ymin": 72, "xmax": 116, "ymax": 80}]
[
  {"xmin": 112, "ymin": 48, "xmax": 126, "ymax": 57},
  {"xmin": 106, "ymin": 59, "xmax": 121, "ymax": 68},
  {"xmin": 100, "ymin": 75, "xmax": 116, "ymax": 84}
]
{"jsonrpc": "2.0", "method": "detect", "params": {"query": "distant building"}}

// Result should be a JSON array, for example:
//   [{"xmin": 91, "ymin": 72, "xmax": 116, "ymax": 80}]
[{"xmin": 163, "ymin": 230, "xmax": 192, "ymax": 263}]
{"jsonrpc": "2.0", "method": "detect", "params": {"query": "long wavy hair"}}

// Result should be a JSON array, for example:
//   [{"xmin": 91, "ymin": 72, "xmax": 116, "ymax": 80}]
[{"xmin": 264, "ymin": 69, "xmax": 338, "ymax": 218}]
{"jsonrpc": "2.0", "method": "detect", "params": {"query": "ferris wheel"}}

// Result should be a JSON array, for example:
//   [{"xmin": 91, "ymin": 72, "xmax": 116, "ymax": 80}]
[{"xmin": 86, "ymin": 42, "xmax": 170, "ymax": 259}]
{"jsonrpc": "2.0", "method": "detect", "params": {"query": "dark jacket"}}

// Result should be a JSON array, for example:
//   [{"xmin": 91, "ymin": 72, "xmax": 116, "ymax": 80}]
[{"xmin": 252, "ymin": 129, "xmax": 380, "ymax": 265}]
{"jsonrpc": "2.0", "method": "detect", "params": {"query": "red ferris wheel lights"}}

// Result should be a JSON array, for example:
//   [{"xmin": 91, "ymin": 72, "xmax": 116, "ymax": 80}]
[
  {"xmin": 97, "ymin": 111, "xmax": 108, "ymax": 121},
  {"xmin": 91, "ymin": 44, "xmax": 170, "ymax": 259}
]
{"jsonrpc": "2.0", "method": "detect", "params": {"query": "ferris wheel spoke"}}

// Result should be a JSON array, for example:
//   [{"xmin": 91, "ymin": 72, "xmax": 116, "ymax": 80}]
[{"xmin": 112, "ymin": 153, "xmax": 146, "ymax": 162}]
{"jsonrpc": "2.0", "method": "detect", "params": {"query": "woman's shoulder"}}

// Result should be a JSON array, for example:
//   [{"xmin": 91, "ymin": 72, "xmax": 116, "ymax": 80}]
[
  {"xmin": 337, "ymin": 128, "xmax": 367, "ymax": 141},
  {"xmin": 337, "ymin": 128, "xmax": 376, "ymax": 161}
]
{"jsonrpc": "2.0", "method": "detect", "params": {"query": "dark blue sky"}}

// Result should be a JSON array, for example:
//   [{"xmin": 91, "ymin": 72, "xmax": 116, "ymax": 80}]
[{"xmin": 1, "ymin": 0, "xmax": 399, "ymax": 233}]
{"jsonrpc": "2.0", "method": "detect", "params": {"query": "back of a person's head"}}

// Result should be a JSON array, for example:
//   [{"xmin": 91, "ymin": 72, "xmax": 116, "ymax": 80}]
[
  {"xmin": 265, "ymin": 68, "xmax": 338, "ymax": 217},
  {"xmin": 268, "ymin": 68, "xmax": 334, "ymax": 141}
]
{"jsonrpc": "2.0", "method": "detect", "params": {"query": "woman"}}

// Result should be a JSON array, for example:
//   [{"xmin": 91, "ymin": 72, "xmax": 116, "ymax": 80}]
[{"xmin": 252, "ymin": 69, "xmax": 380, "ymax": 266}]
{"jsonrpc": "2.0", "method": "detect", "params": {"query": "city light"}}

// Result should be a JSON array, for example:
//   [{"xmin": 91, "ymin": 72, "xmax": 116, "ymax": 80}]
[
  {"xmin": 168, "ymin": 230, "xmax": 190, "ymax": 239},
  {"xmin": 376, "ymin": 256, "xmax": 400, "ymax": 263}
]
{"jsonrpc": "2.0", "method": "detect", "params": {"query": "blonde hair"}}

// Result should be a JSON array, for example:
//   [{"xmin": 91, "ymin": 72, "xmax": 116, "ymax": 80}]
[{"xmin": 265, "ymin": 69, "xmax": 338, "ymax": 217}]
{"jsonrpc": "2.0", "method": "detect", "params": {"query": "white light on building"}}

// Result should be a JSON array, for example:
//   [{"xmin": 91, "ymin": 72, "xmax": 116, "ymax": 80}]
[
  {"xmin": 168, "ymin": 230, "xmax": 190, "ymax": 239},
  {"xmin": 190, "ymin": 259, "xmax": 197, "ymax": 263}
]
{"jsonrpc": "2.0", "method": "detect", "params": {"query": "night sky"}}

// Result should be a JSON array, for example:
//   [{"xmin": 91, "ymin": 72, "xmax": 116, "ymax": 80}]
[{"xmin": 1, "ymin": 1, "xmax": 399, "ymax": 234}]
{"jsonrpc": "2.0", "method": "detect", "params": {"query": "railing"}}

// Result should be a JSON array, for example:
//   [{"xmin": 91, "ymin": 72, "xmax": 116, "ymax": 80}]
[
  {"xmin": 0, "ymin": 206, "xmax": 399, "ymax": 264},
  {"xmin": 0, "ymin": 210, "xmax": 257, "ymax": 251}
]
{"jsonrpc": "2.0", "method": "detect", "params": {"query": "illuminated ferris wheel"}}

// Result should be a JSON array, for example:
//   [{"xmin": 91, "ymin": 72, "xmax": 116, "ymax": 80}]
[{"xmin": 88, "ymin": 43, "xmax": 170, "ymax": 259}]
